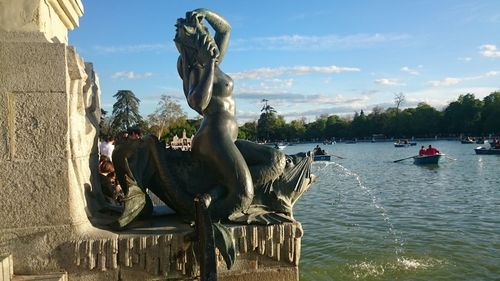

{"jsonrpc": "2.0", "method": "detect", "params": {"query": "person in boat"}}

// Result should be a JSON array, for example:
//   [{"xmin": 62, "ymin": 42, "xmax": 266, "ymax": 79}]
[
  {"xmin": 419, "ymin": 145, "xmax": 426, "ymax": 156},
  {"xmin": 313, "ymin": 145, "xmax": 325, "ymax": 156},
  {"xmin": 425, "ymin": 144, "xmax": 439, "ymax": 155}
]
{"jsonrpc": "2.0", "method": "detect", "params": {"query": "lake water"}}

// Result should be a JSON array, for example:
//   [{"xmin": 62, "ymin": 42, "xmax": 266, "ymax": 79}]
[{"xmin": 283, "ymin": 141, "xmax": 500, "ymax": 281}]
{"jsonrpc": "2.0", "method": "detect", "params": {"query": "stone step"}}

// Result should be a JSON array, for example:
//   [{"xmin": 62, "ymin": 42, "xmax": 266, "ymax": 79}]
[
  {"xmin": 1, "ymin": 254, "xmax": 13, "ymax": 281},
  {"xmin": 12, "ymin": 272, "xmax": 67, "ymax": 281}
]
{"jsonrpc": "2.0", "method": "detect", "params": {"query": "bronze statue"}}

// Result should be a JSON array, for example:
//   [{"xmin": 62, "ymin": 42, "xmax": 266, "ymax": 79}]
[
  {"xmin": 174, "ymin": 9, "xmax": 254, "ymax": 219},
  {"xmin": 112, "ymin": 8, "xmax": 315, "ymax": 229}
]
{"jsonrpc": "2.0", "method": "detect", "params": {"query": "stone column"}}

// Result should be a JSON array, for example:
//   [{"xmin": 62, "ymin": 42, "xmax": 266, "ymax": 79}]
[{"xmin": 0, "ymin": 0, "xmax": 114, "ymax": 276}]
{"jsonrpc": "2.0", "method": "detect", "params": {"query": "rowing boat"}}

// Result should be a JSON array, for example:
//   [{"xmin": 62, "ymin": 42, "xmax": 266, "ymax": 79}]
[{"xmin": 413, "ymin": 154, "xmax": 442, "ymax": 165}]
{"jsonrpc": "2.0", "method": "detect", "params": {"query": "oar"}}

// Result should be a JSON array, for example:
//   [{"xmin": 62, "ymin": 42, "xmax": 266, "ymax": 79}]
[
  {"xmin": 330, "ymin": 154, "xmax": 346, "ymax": 159},
  {"xmin": 393, "ymin": 155, "xmax": 417, "ymax": 163},
  {"xmin": 443, "ymin": 154, "xmax": 457, "ymax": 161}
]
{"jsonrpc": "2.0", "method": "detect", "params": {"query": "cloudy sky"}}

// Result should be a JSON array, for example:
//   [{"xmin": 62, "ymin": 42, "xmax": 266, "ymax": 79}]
[{"xmin": 71, "ymin": 0, "xmax": 500, "ymax": 124}]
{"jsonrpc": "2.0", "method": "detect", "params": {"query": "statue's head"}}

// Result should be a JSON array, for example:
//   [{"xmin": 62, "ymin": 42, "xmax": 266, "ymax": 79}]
[
  {"xmin": 174, "ymin": 14, "xmax": 218, "ymax": 67},
  {"xmin": 174, "ymin": 17, "xmax": 198, "ymax": 52}
]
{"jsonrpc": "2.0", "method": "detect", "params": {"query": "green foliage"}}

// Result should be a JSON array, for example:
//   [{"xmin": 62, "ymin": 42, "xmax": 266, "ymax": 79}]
[
  {"xmin": 111, "ymin": 90, "xmax": 142, "ymax": 132},
  {"xmin": 147, "ymin": 95, "xmax": 187, "ymax": 138},
  {"xmin": 103, "ymin": 90, "xmax": 500, "ymax": 142},
  {"xmin": 245, "ymin": 91, "xmax": 499, "ymax": 141}
]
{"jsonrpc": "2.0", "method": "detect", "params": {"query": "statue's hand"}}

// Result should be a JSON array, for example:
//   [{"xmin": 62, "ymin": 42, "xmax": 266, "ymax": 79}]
[{"xmin": 196, "ymin": 33, "xmax": 219, "ymax": 65}]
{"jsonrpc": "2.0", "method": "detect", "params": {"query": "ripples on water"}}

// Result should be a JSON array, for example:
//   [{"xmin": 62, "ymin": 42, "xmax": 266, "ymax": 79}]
[{"xmin": 286, "ymin": 141, "xmax": 500, "ymax": 281}]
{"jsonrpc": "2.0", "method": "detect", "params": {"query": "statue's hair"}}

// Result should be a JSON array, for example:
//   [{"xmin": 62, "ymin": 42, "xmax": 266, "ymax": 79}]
[{"xmin": 175, "ymin": 17, "xmax": 217, "ymax": 57}]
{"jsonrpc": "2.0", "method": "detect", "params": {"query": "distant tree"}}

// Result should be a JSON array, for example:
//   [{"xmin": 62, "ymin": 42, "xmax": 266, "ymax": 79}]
[
  {"xmin": 394, "ymin": 92, "xmax": 406, "ymax": 135},
  {"xmin": 443, "ymin": 94, "xmax": 482, "ymax": 135},
  {"xmin": 99, "ymin": 108, "xmax": 113, "ymax": 138},
  {"xmin": 257, "ymin": 99, "xmax": 277, "ymax": 141},
  {"xmin": 238, "ymin": 121, "xmax": 257, "ymax": 140},
  {"xmin": 481, "ymin": 91, "xmax": 500, "ymax": 134},
  {"xmin": 351, "ymin": 110, "xmax": 369, "ymax": 138},
  {"xmin": 412, "ymin": 103, "xmax": 441, "ymax": 136},
  {"xmin": 394, "ymin": 92, "xmax": 406, "ymax": 112},
  {"xmin": 147, "ymin": 95, "xmax": 186, "ymax": 139},
  {"xmin": 260, "ymin": 99, "xmax": 276, "ymax": 115},
  {"xmin": 111, "ymin": 90, "xmax": 142, "ymax": 132}
]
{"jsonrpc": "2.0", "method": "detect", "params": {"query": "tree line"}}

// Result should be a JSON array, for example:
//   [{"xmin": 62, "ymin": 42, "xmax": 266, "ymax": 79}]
[{"xmin": 101, "ymin": 90, "xmax": 500, "ymax": 143}]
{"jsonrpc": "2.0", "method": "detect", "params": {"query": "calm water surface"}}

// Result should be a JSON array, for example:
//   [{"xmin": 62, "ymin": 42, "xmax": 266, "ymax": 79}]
[{"xmin": 283, "ymin": 141, "xmax": 500, "ymax": 281}]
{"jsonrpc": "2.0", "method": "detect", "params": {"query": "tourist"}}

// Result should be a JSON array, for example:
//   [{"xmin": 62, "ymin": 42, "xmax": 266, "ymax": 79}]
[
  {"xmin": 425, "ymin": 144, "xmax": 440, "ymax": 155},
  {"xmin": 127, "ymin": 127, "xmax": 142, "ymax": 141},
  {"xmin": 98, "ymin": 159, "xmax": 124, "ymax": 205},
  {"xmin": 313, "ymin": 145, "xmax": 326, "ymax": 156},
  {"xmin": 100, "ymin": 135, "xmax": 115, "ymax": 161},
  {"xmin": 419, "ymin": 145, "xmax": 426, "ymax": 156},
  {"xmin": 174, "ymin": 9, "xmax": 254, "ymax": 218}
]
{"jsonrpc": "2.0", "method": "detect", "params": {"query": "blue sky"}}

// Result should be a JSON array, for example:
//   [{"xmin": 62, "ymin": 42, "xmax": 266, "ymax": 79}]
[{"xmin": 70, "ymin": 1, "xmax": 500, "ymax": 124}]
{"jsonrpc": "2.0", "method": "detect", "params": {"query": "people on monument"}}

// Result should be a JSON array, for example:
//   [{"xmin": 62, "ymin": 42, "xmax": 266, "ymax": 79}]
[
  {"xmin": 127, "ymin": 127, "xmax": 142, "ymax": 141},
  {"xmin": 175, "ymin": 8, "xmax": 254, "ymax": 218},
  {"xmin": 98, "ymin": 158, "xmax": 124, "ymax": 205},
  {"xmin": 99, "ymin": 135, "xmax": 115, "ymax": 160},
  {"xmin": 104, "ymin": 135, "xmax": 116, "ymax": 160}
]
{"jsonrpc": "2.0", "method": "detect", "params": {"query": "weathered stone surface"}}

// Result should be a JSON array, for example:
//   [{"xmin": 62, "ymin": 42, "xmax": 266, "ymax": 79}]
[
  {"xmin": 1, "ymin": 253, "xmax": 13, "ymax": 281},
  {"xmin": 12, "ymin": 272, "xmax": 68, "ymax": 281},
  {"xmin": 64, "ymin": 221, "xmax": 302, "ymax": 281},
  {"xmin": 0, "ymin": 42, "xmax": 67, "ymax": 93},
  {"xmin": 0, "ymin": 0, "xmax": 83, "ymax": 44}
]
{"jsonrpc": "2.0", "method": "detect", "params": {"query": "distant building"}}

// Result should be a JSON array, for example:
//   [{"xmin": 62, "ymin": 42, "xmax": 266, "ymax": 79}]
[{"xmin": 170, "ymin": 129, "xmax": 193, "ymax": 151}]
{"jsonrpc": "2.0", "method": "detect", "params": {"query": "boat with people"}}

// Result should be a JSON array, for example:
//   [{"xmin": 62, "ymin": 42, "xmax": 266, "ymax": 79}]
[
  {"xmin": 460, "ymin": 136, "xmax": 475, "ymax": 144},
  {"xmin": 395, "ymin": 144, "xmax": 444, "ymax": 164},
  {"xmin": 313, "ymin": 154, "xmax": 332, "ymax": 161},
  {"xmin": 394, "ymin": 139, "xmax": 411, "ymax": 147},
  {"xmin": 474, "ymin": 147, "xmax": 500, "ymax": 155},
  {"xmin": 413, "ymin": 154, "xmax": 443, "ymax": 165},
  {"xmin": 312, "ymin": 145, "xmax": 334, "ymax": 161}
]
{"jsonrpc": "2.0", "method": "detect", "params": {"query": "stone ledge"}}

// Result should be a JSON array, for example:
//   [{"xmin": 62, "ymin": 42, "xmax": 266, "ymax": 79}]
[
  {"xmin": 66, "ymin": 218, "xmax": 302, "ymax": 280},
  {"xmin": 1, "ymin": 253, "xmax": 13, "ymax": 281},
  {"xmin": 12, "ymin": 272, "xmax": 67, "ymax": 281}
]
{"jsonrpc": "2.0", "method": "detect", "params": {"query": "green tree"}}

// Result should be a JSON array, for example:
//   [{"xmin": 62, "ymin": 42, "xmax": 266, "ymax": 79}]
[
  {"xmin": 238, "ymin": 121, "xmax": 257, "ymax": 140},
  {"xmin": 481, "ymin": 91, "xmax": 500, "ymax": 134},
  {"xmin": 99, "ymin": 108, "xmax": 113, "ymax": 138},
  {"xmin": 411, "ymin": 103, "xmax": 441, "ymax": 136},
  {"xmin": 443, "ymin": 94, "xmax": 483, "ymax": 135},
  {"xmin": 257, "ymin": 99, "xmax": 277, "ymax": 141},
  {"xmin": 147, "ymin": 95, "xmax": 186, "ymax": 139},
  {"xmin": 111, "ymin": 90, "xmax": 142, "ymax": 132}
]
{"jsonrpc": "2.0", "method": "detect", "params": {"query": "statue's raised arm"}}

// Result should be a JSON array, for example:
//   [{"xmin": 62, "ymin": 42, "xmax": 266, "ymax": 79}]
[{"xmin": 187, "ymin": 8, "xmax": 231, "ymax": 62}]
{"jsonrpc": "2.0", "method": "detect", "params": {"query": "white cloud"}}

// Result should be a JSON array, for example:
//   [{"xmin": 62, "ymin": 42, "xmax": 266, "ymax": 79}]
[
  {"xmin": 458, "ymin": 57, "xmax": 472, "ymax": 62},
  {"xmin": 94, "ymin": 43, "xmax": 171, "ymax": 53},
  {"xmin": 485, "ymin": 71, "xmax": 500, "ymax": 77},
  {"xmin": 428, "ymin": 77, "xmax": 460, "ymax": 87},
  {"xmin": 400, "ymin": 66, "xmax": 420, "ymax": 75},
  {"xmin": 231, "ymin": 33, "xmax": 410, "ymax": 51},
  {"xmin": 111, "ymin": 71, "xmax": 153, "ymax": 80},
  {"xmin": 374, "ymin": 78, "xmax": 404, "ymax": 86},
  {"xmin": 230, "ymin": 65, "xmax": 360, "ymax": 80},
  {"xmin": 479, "ymin": 44, "xmax": 500, "ymax": 57}
]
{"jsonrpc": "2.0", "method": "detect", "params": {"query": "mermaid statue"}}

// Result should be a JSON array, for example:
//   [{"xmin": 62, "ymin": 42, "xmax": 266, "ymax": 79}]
[{"xmin": 111, "ymin": 8, "xmax": 316, "ymax": 230}]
